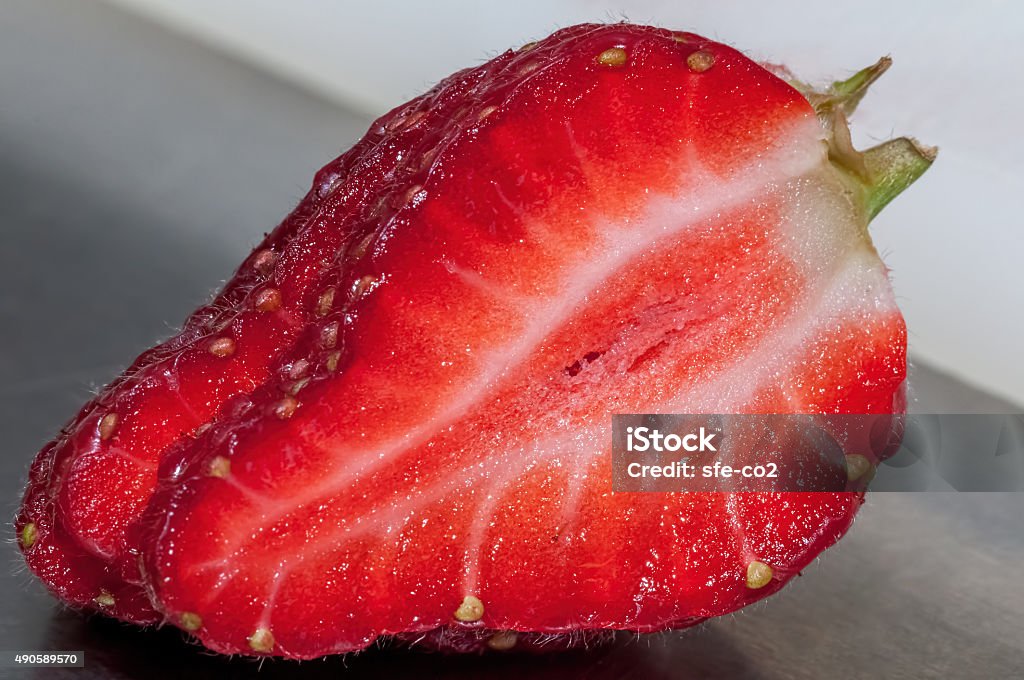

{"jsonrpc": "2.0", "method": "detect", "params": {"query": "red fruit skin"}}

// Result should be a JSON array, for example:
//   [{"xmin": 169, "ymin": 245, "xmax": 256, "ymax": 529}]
[{"xmin": 18, "ymin": 23, "xmax": 908, "ymax": 658}]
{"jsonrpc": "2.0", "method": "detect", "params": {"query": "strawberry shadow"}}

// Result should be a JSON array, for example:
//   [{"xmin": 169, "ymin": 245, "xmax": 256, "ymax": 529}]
[{"xmin": 43, "ymin": 612, "xmax": 771, "ymax": 680}]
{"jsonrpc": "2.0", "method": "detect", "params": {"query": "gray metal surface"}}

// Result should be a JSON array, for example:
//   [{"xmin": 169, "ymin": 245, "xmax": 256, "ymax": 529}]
[{"xmin": 1, "ymin": 2, "xmax": 1021, "ymax": 677}]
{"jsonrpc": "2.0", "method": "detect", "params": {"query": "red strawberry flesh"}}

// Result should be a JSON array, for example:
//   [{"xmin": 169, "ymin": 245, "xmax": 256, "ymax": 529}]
[{"xmin": 17, "ymin": 23, "xmax": 931, "ymax": 658}]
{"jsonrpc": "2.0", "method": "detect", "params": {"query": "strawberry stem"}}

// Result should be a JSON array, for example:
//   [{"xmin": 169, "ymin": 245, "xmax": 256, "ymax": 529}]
[
  {"xmin": 861, "ymin": 137, "xmax": 936, "ymax": 220},
  {"xmin": 823, "ymin": 57, "xmax": 892, "ymax": 117},
  {"xmin": 799, "ymin": 57, "xmax": 936, "ymax": 221},
  {"xmin": 784, "ymin": 57, "xmax": 893, "ymax": 120}
]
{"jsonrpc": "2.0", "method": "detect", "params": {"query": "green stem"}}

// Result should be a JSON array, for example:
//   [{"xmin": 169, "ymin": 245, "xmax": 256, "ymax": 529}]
[
  {"xmin": 861, "ymin": 137, "xmax": 937, "ymax": 220},
  {"xmin": 782, "ymin": 55, "xmax": 936, "ymax": 222},
  {"xmin": 802, "ymin": 57, "xmax": 892, "ymax": 118},
  {"xmin": 827, "ymin": 57, "xmax": 892, "ymax": 116}
]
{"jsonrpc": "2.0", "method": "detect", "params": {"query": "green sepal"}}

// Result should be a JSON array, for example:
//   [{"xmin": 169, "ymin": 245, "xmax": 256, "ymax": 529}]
[
  {"xmin": 861, "ymin": 137, "xmax": 936, "ymax": 220},
  {"xmin": 784, "ymin": 56, "xmax": 936, "ymax": 221}
]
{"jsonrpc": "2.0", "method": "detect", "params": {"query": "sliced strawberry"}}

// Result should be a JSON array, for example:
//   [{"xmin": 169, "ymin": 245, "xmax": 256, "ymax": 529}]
[
  {"xmin": 19, "ymin": 23, "xmax": 932, "ymax": 657},
  {"xmin": 138, "ymin": 26, "xmax": 921, "ymax": 657}
]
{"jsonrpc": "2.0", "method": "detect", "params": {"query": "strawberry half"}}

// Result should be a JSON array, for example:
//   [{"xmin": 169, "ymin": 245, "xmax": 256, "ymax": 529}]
[{"xmin": 17, "ymin": 23, "xmax": 932, "ymax": 658}]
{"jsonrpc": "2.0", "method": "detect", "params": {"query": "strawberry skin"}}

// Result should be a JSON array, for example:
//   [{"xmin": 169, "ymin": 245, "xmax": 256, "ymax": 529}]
[{"xmin": 17, "ymin": 23, "xmax": 931, "ymax": 658}]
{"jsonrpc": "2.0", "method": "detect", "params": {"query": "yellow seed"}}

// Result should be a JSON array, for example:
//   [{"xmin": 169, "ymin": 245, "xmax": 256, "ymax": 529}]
[
  {"xmin": 486, "ymin": 630, "xmax": 518, "ymax": 651},
  {"xmin": 287, "ymin": 377, "xmax": 310, "ymax": 396},
  {"xmin": 99, "ymin": 412, "xmax": 119, "ymax": 441},
  {"xmin": 746, "ymin": 560, "xmax": 774, "ymax": 589},
  {"xmin": 418, "ymin": 148, "xmax": 440, "ymax": 173},
  {"xmin": 597, "ymin": 47, "xmax": 628, "ymax": 67},
  {"xmin": 403, "ymin": 184, "xmax": 424, "ymax": 207},
  {"xmin": 254, "ymin": 287, "xmax": 282, "ymax": 312},
  {"xmin": 288, "ymin": 359, "xmax": 310, "ymax": 380},
  {"xmin": 321, "ymin": 322, "xmax": 339, "ymax": 349},
  {"xmin": 251, "ymin": 249, "xmax": 277, "ymax": 275},
  {"xmin": 180, "ymin": 612, "xmax": 203, "ymax": 632},
  {"xmin": 20, "ymin": 522, "xmax": 37, "ymax": 549},
  {"xmin": 477, "ymin": 105, "xmax": 498, "ymax": 121},
  {"xmin": 519, "ymin": 41, "xmax": 537, "ymax": 53},
  {"xmin": 672, "ymin": 33, "xmax": 690, "ymax": 43},
  {"xmin": 385, "ymin": 114, "xmax": 408, "ymax": 132},
  {"xmin": 687, "ymin": 50, "xmax": 715, "ymax": 73},
  {"xmin": 208, "ymin": 455, "xmax": 231, "ymax": 478},
  {"xmin": 208, "ymin": 337, "xmax": 236, "ymax": 358},
  {"xmin": 318, "ymin": 174, "xmax": 342, "ymax": 198},
  {"xmin": 248, "ymin": 627, "xmax": 275, "ymax": 653},
  {"xmin": 402, "ymin": 111, "xmax": 426, "ymax": 129},
  {"xmin": 350, "ymin": 232, "xmax": 376, "ymax": 260},
  {"xmin": 845, "ymin": 454, "xmax": 873, "ymax": 481},
  {"xmin": 316, "ymin": 287, "xmax": 336, "ymax": 317},
  {"xmin": 390, "ymin": 110, "xmax": 426, "ymax": 132},
  {"xmin": 454, "ymin": 595, "xmax": 485, "ymax": 622},
  {"xmin": 325, "ymin": 351, "xmax": 341, "ymax": 372},
  {"xmin": 351, "ymin": 275, "xmax": 378, "ymax": 300},
  {"xmin": 94, "ymin": 590, "xmax": 116, "ymax": 607},
  {"xmin": 275, "ymin": 395, "xmax": 299, "ymax": 420}
]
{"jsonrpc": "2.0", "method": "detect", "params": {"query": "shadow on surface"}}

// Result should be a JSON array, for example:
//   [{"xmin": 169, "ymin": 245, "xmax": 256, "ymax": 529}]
[{"xmin": 44, "ymin": 613, "xmax": 767, "ymax": 680}]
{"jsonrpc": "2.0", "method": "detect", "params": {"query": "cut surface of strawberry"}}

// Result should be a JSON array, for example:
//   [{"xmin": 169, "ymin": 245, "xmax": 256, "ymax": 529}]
[{"xmin": 17, "ymin": 23, "xmax": 932, "ymax": 658}]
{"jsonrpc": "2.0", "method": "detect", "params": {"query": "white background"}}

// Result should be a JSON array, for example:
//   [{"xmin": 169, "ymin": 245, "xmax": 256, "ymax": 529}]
[{"xmin": 101, "ymin": 0, "xmax": 1024, "ymax": 404}]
